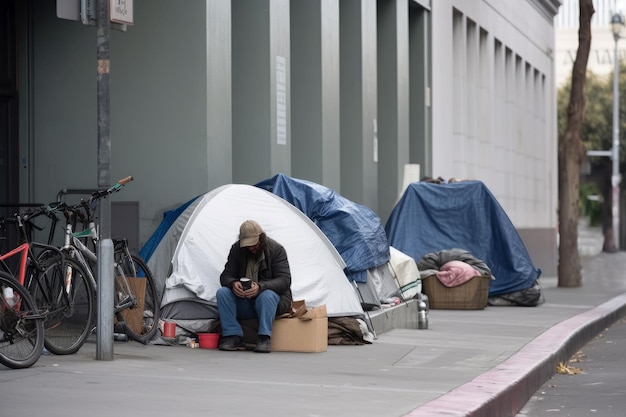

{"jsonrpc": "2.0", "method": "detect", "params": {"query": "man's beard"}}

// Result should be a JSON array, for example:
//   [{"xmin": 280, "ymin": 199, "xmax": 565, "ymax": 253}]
[{"xmin": 250, "ymin": 247, "xmax": 263, "ymax": 260}]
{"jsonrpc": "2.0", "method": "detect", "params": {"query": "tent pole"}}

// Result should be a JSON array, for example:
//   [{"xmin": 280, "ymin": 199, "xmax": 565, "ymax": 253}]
[{"xmin": 352, "ymin": 281, "xmax": 377, "ymax": 340}]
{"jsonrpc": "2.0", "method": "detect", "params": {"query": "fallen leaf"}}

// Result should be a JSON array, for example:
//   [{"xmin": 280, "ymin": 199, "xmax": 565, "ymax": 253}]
[{"xmin": 556, "ymin": 361, "xmax": 582, "ymax": 375}]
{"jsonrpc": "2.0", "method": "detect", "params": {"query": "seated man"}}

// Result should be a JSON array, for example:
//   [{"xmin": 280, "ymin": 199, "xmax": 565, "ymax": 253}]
[{"xmin": 216, "ymin": 220, "xmax": 293, "ymax": 353}]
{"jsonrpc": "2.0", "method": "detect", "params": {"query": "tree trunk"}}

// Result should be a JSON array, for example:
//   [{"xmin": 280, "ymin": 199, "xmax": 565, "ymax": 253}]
[{"xmin": 558, "ymin": 0, "xmax": 594, "ymax": 287}]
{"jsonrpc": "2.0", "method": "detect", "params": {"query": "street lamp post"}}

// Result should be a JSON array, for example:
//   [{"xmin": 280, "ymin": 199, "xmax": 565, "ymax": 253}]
[{"xmin": 611, "ymin": 12, "xmax": 624, "ymax": 250}]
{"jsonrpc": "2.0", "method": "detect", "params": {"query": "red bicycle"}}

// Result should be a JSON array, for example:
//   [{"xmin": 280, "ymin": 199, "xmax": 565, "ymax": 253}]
[
  {"xmin": 0, "ymin": 243, "xmax": 45, "ymax": 369},
  {"xmin": 0, "ymin": 209, "xmax": 94, "ymax": 358}
]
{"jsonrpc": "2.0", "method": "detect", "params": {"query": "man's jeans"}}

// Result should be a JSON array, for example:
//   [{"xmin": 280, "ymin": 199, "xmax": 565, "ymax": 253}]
[{"xmin": 216, "ymin": 287, "xmax": 280, "ymax": 337}]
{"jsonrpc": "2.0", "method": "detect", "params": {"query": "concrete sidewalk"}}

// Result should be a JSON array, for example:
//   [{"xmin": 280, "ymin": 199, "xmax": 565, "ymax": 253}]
[{"xmin": 2, "ymin": 251, "xmax": 626, "ymax": 417}]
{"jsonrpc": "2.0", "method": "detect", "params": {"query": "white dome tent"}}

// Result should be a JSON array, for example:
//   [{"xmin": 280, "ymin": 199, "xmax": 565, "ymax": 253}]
[{"xmin": 144, "ymin": 184, "xmax": 367, "ymax": 341}]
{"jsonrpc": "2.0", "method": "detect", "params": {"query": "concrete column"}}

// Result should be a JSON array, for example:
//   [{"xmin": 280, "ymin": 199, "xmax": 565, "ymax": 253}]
[
  {"xmin": 377, "ymin": 0, "xmax": 410, "ymax": 222},
  {"xmin": 206, "ymin": 0, "xmax": 232, "ymax": 188},
  {"xmin": 340, "ymin": 0, "xmax": 378, "ymax": 209},
  {"xmin": 290, "ymin": 0, "xmax": 340, "ymax": 191},
  {"xmin": 409, "ymin": 4, "xmax": 431, "ymax": 177},
  {"xmin": 232, "ymin": 0, "xmax": 290, "ymax": 184}
]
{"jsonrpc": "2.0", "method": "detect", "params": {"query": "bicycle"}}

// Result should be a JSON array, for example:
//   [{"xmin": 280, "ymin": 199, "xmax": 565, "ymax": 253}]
[
  {"xmin": 0, "ymin": 270, "xmax": 45, "ymax": 369},
  {"xmin": 54, "ymin": 177, "xmax": 160, "ymax": 344},
  {"xmin": 0, "ymin": 211, "xmax": 95, "ymax": 356}
]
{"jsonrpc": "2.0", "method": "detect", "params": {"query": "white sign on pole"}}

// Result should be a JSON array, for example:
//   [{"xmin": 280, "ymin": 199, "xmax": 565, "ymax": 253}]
[
  {"xmin": 276, "ymin": 55, "xmax": 287, "ymax": 146},
  {"xmin": 110, "ymin": 0, "xmax": 134, "ymax": 25}
]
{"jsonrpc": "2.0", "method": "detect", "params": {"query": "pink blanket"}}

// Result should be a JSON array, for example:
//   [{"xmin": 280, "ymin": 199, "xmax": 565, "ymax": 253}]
[{"xmin": 435, "ymin": 260, "xmax": 481, "ymax": 287}]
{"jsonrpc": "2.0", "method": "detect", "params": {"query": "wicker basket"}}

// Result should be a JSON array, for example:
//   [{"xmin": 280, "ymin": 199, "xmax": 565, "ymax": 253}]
[{"xmin": 422, "ymin": 274, "xmax": 491, "ymax": 310}]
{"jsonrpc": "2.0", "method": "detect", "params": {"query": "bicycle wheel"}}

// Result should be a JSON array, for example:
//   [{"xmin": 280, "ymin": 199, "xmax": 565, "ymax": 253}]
[
  {"xmin": 115, "ymin": 253, "xmax": 160, "ymax": 344},
  {"xmin": 30, "ymin": 257, "xmax": 95, "ymax": 355},
  {"xmin": 0, "ymin": 272, "xmax": 44, "ymax": 369}
]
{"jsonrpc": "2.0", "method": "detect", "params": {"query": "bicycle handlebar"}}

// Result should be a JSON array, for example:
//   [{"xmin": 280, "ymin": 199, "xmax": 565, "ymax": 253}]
[
  {"xmin": 91, "ymin": 176, "xmax": 134, "ymax": 200},
  {"xmin": 1, "ymin": 175, "xmax": 131, "ymax": 247},
  {"xmin": 27, "ymin": 177, "xmax": 135, "ymax": 233},
  {"xmin": 117, "ymin": 176, "xmax": 133, "ymax": 186},
  {"xmin": 19, "ymin": 206, "xmax": 50, "ymax": 223},
  {"xmin": 0, "ymin": 206, "xmax": 51, "ymax": 242},
  {"xmin": 45, "ymin": 201, "xmax": 86, "ymax": 224}
]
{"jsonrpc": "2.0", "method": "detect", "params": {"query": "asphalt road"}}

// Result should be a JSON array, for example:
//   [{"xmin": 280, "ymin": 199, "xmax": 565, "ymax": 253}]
[{"xmin": 518, "ymin": 317, "xmax": 626, "ymax": 417}]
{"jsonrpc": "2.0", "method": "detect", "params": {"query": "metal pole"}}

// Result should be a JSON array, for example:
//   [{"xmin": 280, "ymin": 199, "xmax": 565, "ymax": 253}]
[
  {"xmin": 96, "ymin": 0, "xmax": 114, "ymax": 360},
  {"xmin": 613, "ymin": 29, "xmax": 621, "ymax": 251}
]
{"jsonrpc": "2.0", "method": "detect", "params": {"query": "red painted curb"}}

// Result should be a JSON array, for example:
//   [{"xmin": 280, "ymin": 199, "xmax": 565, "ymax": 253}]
[{"xmin": 404, "ymin": 293, "xmax": 626, "ymax": 417}]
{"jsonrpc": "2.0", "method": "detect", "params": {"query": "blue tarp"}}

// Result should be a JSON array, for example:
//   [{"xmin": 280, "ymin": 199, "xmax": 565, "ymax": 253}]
[
  {"xmin": 385, "ymin": 181, "xmax": 541, "ymax": 296},
  {"xmin": 255, "ymin": 174, "xmax": 390, "ymax": 282}
]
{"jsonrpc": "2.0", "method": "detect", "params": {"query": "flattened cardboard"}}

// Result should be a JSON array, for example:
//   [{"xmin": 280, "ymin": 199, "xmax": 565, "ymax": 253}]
[{"xmin": 116, "ymin": 276, "xmax": 146, "ymax": 334}]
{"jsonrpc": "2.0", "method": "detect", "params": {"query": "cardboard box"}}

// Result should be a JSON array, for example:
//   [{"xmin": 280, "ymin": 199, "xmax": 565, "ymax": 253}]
[
  {"xmin": 270, "ymin": 314, "xmax": 328, "ymax": 353},
  {"xmin": 116, "ymin": 276, "xmax": 146, "ymax": 334},
  {"xmin": 225, "ymin": 304, "xmax": 329, "ymax": 352}
]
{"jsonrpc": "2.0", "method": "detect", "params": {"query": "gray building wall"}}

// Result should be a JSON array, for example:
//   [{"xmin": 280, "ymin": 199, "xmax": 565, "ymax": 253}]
[
  {"xmin": 290, "ymin": 0, "xmax": 341, "ymax": 190},
  {"xmin": 232, "ymin": 0, "xmax": 291, "ymax": 184},
  {"xmin": 21, "ymin": 1, "xmax": 220, "ymax": 244},
  {"xmin": 377, "ymin": 0, "xmax": 410, "ymax": 222},
  {"xmin": 339, "ymin": 0, "xmax": 378, "ymax": 210},
  {"xmin": 13, "ymin": 0, "xmax": 560, "ymax": 275}
]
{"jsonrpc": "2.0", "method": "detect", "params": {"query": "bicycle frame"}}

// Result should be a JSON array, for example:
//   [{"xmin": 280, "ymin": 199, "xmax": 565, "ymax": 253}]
[
  {"xmin": 0, "ymin": 233, "xmax": 75, "ymax": 319},
  {"xmin": 62, "ymin": 218, "xmax": 139, "ymax": 314},
  {"xmin": 0, "ymin": 244, "xmax": 29, "ymax": 311},
  {"xmin": 62, "ymin": 221, "xmax": 98, "ymax": 288},
  {"xmin": 0, "ymin": 243, "xmax": 29, "ymax": 287},
  {"xmin": 0, "ymin": 240, "xmax": 71, "ymax": 294}
]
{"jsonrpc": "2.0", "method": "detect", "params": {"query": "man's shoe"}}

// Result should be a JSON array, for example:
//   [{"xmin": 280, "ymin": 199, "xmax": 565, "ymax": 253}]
[
  {"xmin": 254, "ymin": 335, "xmax": 271, "ymax": 353},
  {"xmin": 218, "ymin": 335, "xmax": 246, "ymax": 351}
]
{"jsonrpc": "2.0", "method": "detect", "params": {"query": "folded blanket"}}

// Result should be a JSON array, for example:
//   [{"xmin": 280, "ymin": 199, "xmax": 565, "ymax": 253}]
[
  {"xmin": 417, "ymin": 248, "xmax": 492, "ymax": 278},
  {"xmin": 435, "ymin": 260, "xmax": 481, "ymax": 287}
]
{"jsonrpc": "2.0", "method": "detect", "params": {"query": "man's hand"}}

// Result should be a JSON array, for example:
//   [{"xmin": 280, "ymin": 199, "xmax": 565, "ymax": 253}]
[{"xmin": 233, "ymin": 281, "xmax": 260, "ymax": 299}]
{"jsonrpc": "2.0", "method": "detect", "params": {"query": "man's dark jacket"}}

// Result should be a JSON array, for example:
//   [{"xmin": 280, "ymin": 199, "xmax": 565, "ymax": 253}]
[{"xmin": 219, "ymin": 236, "xmax": 293, "ymax": 316}]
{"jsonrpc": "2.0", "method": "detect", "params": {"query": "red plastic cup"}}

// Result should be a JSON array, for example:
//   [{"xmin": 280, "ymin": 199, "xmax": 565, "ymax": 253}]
[{"xmin": 163, "ymin": 320, "xmax": 176, "ymax": 338}]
